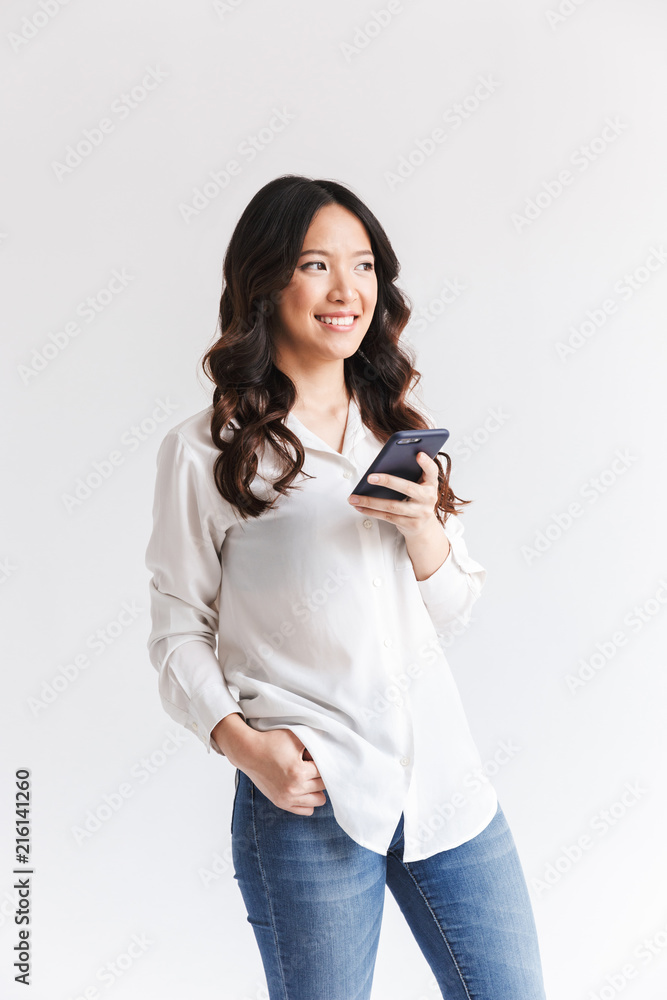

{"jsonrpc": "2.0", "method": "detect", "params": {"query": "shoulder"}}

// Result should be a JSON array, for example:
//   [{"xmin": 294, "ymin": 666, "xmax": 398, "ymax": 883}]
[
  {"xmin": 154, "ymin": 405, "xmax": 222, "ymax": 487},
  {"xmin": 159, "ymin": 404, "xmax": 235, "ymax": 460},
  {"xmin": 165, "ymin": 404, "xmax": 214, "ymax": 446},
  {"xmin": 154, "ymin": 405, "xmax": 242, "ymax": 528}
]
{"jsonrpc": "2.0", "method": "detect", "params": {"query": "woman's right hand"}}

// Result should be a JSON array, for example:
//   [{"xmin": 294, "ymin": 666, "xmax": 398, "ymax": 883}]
[{"xmin": 232, "ymin": 727, "xmax": 328, "ymax": 816}]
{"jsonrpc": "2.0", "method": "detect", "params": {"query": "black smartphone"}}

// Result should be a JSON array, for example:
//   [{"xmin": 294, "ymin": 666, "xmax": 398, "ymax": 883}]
[{"xmin": 351, "ymin": 428, "xmax": 450, "ymax": 501}]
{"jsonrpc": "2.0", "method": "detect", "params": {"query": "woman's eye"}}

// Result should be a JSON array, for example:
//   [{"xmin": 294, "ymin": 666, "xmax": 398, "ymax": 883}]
[{"xmin": 300, "ymin": 261, "xmax": 374, "ymax": 271}]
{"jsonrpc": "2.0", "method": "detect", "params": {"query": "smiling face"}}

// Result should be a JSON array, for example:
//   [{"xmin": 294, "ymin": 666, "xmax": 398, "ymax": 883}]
[{"xmin": 271, "ymin": 203, "xmax": 378, "ymax": 372}]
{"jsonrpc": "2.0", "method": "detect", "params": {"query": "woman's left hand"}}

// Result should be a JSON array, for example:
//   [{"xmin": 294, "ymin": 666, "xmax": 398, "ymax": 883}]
[{"xmin": 347, "ymin": 451, "xmax": 441, "ymax": 540}]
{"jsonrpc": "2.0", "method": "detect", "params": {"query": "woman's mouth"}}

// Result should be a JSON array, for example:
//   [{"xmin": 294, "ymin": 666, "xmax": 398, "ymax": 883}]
[{"xmin": 314, "ymin": 314, "xmax": 359, "ymax": 328}]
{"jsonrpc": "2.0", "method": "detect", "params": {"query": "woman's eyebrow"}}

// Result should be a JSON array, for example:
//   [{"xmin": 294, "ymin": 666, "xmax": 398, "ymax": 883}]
[{"xmin": 298, "ymin": 249, "xmax": 375, "ymax": 258}]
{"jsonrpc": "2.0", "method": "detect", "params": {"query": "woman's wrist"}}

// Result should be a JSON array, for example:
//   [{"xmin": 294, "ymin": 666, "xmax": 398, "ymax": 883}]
[
  {"xmin": 405, "ymin": 517, "xmax": 451, "ymax": 582},
  {"xmin": 211, "ymin": 712, "xmax": 260, "ymax": 766}
]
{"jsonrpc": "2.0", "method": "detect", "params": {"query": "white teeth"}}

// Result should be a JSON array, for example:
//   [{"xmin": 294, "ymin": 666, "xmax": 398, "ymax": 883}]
[{"xmin": 316, "ymin": 315, "xmax": 356, "ymax": 326}]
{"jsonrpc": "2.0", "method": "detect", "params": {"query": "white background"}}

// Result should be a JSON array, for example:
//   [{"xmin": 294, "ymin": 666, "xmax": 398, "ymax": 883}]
[{"xmin": 2, "ymin": 2, "xmax": 667, "ymax": 998}]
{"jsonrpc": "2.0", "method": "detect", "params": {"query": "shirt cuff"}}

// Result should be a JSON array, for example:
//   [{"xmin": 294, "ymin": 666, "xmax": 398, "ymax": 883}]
[
  {"xmin": 191, "ymin": 681, "xmax": 245, "ymax": 756},
  {"xmin": 416, "ymin": 516, "xmax": 487, "ymax": 631},
  {"xmin": 165, "ymin": 640, "xmax": 245, "ymax": 756}
]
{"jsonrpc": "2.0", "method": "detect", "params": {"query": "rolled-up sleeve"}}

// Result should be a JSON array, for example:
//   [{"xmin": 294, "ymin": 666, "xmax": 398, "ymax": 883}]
[
  {"xmin": 145, "ymin": 429, "xmax": 244, "ymax": 755},
  {"xmin": 416, "ymin": 513, "xmax": 487, "ymax": 640}
]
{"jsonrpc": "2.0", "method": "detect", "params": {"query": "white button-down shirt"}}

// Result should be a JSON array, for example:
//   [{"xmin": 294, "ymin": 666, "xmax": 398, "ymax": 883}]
[{"xmin": 145, "ymin": 393, "xmax": 498, "ymax": 862}]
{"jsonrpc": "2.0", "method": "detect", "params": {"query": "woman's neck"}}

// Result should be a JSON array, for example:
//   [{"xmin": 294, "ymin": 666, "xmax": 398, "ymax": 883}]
[{"xmin": 276, "ymin": 359, "xmax": 351, "ymax": 416}]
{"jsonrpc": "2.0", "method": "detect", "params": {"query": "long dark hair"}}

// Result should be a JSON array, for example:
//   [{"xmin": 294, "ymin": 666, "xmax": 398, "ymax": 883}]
[{"xmin": 201, "ymin": 174, "xmax": 471, "ymax": 523}]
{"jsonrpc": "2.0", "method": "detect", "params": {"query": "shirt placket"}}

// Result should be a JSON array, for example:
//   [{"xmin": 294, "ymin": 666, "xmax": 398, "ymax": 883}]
[
  {"xmin": 290, "ymin": 402, "xmax": 417, "ymax": 794},
  {"xmin": 339, "ymin": 446, "xmax": 416, "ymax": 787}
]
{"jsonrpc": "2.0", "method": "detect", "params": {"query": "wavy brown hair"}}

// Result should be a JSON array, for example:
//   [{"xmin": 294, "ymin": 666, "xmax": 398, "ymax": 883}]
[{"xmin": 200, "ymin": 174, "xmax": 471, "ymax": 523}]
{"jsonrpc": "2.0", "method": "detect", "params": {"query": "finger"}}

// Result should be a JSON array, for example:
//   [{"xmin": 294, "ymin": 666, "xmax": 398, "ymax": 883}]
[
  {"xmin": 416, "ymin": 451, "xmax": 440, "ymax": 485},
  {"xmin": 348, "ymin": 494, "xmax": 421, "ymax": 518},
  {"xmin": 350, "ymin": 507, "xmax": 421, "ymax": 526},
  {"xmin": 300, "ymin": 751, "xmax": 323, "ymax": 781},
  {"xmin": 362, "ymin": 471, "xmax": 421, "ymax": 500},
  {"xmin": 290, "ymin": 788, "xmax": 327, "ymax": 811},
  {"xmin": 301, "ymin": 790, "xmax": 327, "ymax": 807}
]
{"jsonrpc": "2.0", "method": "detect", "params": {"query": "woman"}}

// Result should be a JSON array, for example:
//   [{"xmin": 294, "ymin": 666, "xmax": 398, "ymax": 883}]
[{"xmin": 145, "ymin": 174, "xmax": 547, "ymax": 999}]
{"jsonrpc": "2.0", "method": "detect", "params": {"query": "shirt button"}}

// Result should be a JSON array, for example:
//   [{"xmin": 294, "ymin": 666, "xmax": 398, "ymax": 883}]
[
  {"xmin": 372, "ymin": 577, "xmax": 382, "ymax": 587},
  {"xmin": 363, "ymin": 519, "xmax": 373, "ymax": 529},
  {"xmin": 400, "ymin": 756, "xmax": 410, "ymax": 767},
  {"xmin": 383, "ymin": 637, "xmax": 393, "ymax": 648},
  {"xmin": 342, "ymin": 469, "xmax": 352, "ymax": 479},
  {"xmin": 191, "ymin": 722, "xmax": 198, "ymax": 732}
]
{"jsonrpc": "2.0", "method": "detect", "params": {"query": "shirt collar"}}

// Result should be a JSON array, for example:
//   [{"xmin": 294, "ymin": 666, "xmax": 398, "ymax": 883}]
[
  {"xmin": 285, "ymin": 393, "xmax": 368, "ymax": 460},
  {"xmin": 225, "ymin": 394, "xmax": 369, "ymax": 460}
]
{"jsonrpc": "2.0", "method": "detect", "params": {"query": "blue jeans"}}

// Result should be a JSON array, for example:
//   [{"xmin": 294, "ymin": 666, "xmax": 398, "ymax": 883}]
[{"xmin": 231, "ymin": 769, "xmax": 547, "ymax": 1000}]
